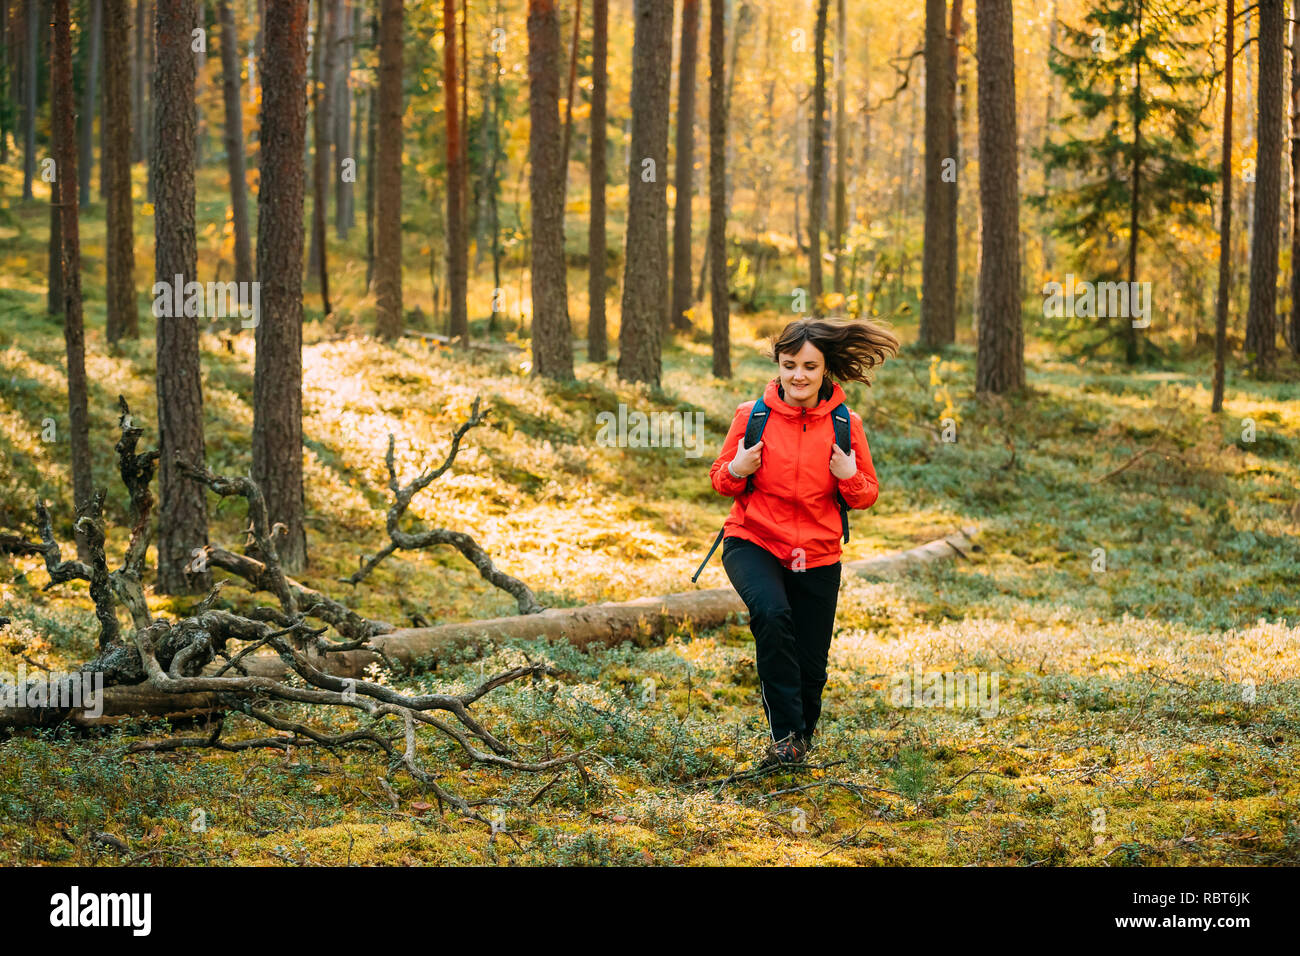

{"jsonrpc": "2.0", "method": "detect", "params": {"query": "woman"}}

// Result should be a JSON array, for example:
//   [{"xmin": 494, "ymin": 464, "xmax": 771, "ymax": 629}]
[{"xmin": 709, "ymin": 317, "xmax": 900, "ymax": 767}]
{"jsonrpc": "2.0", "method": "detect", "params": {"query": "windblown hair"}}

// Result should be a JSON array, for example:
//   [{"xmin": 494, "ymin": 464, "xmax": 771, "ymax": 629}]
[{"xmin": 765, "ymin": 318, "xmax": 901, "ymax": 397}]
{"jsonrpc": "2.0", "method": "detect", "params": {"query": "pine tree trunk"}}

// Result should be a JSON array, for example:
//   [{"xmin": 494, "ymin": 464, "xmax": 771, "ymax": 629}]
[
  {"xmin": 832, "ymin": 0, "xmax": 847, "ymax": 297},
  {"xmin": 807, "ymin": 0, "xmax": 828, "ymax": 312},
  {"xmin": 78, "ymin": 0, "xmax": 102, "ymax": 208},
  {"xmin": 974, "ymin": 0, "xmax": 1023, "ymax": 394},
  {"xmin": 133, "ymin": 0, "xmax": 147, "ymax": 163},
  {"xmin": 333, "ymin": 0, "xmax": 352, "ymax": 239},
  {"xmin": 921, "ymin": 0, "xmax": 956, "ymax": 347},
  {"xmin": 51, "ymin": 0, "xmax": 93, "ymax": 561},
  {"xmin": 154, "ymin": 0, "xmax": 211, "ymax": 594},
  {"xmin": 22, "ymin": 0, "xmax": 36, "ymax": 200},
  {"xmin": 617, "ymin": 0, "xmax": 672, "ymax": 387},
  {"xmin": 105, "ymin": 0, "xmax": 138, "ymax": 344},
  {"xmin": 364, "ymin": 7, "xmax": 377, "ymax": 292},
  {"xmin": 1212, "ymin": 0, "xmax": 1234, "ymax": 412},
  {"xmin": 1245, "ymin": 0, "xmax": 1283, "ymax": 375},
  {"xmin": 218, "ymin": 0, "xmax": 253, "ymax": 290},
  {"xmin": 374, "ymin": 0, "xmax": 403, "ymax": 337},
  {"xmin": 587, "ymin": 0, "xmax": 608, "ymax": 362},
  {"xmin": 253, "ymin": 0, "xmax": 309, "ymax": 573},
  {"xmin": 309, "ymin": 0, "xmax": 332, "ymax": 315},
  {"xmin": 445, "ymin": 0, "xmax": 468, "ymax": 344},
  {"xmin": 948, "ymin": 0, "xmax": 963, "ymax": 321},
  {"xmin": 48, "ymin": 181, "xmax": 64, "ymax": 313},
  {"xmin": 709, "ymin": 0, "xmax": 729, "ymax": 378},
  {"xmin": 528, "ymin": 0, "xmax": 573, "ymax": 379},
  {"xmin": 669, "ymin": 0, "xmax": 699, "ymax": 334},
  {"xmin": 1290, "ymin": 0, "xmax": 1300, "ymax": 357}
]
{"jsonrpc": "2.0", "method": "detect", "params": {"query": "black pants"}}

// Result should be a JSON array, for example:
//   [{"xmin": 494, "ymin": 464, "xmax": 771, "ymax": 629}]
[{"xmin": 721, "ymin": 536, "xmax": 842, "ymax": 744}]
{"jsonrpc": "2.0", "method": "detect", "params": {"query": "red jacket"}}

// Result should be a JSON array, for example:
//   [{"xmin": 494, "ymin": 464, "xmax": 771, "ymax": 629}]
[{"xmin": 710, "ymin": 378, "xmax": 878, "ymax": 569}]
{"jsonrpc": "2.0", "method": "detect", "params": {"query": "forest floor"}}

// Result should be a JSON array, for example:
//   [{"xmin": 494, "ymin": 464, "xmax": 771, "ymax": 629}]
[{"xmin": 1, "ymin": 168, "xmax": 1299, "ymax": 865}]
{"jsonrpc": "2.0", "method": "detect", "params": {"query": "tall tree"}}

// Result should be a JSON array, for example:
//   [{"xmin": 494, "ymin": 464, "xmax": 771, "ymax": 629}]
[
  {"xmin": 374, "ymin": 0, "xmax": 403, "ymax": 338},
  {"xmin": 974, "ymin": 0, "xmax": 1024, "ymax": 394},
  {"xmin": 105, "ymin": 0, "xmax": 138, "ymax": 344},
  {"xmin": 560, "ymin": 0, "xmax": 580, "ymax": 183},
  {"xmin": 21, "ymin": 0, "xmax": 36, "ymax": 200},
  {"xmin": 807, "ymin": 0, "xmax": 828, "ymax": 312},
  {"xmin": 528, "ymin": 0, "xmax": 573, "ymax": 379},
  {"xmin": 309, "ymin": 0, "xmax": 332, "ymax": 315},
  {"xmin": 218, "ymin": 0, "xmax": 253, "ymax": 290},
  {"xmin": 1244, "ymin": 0, "xmax": 1283, "ymax": 375},
  {"xmin": 669, "ymin": 0, "xmax": 699, "ymax": 333},
  {"xmin": 445, "ymin": 0, "xmax": 468, "ymax": 345},
  {"xmin": 1211, "ymin": 0, "xmax": 1234, "ymax": 412},
  {"xmin": 1290, "ymin": 0, "xmax": 1300, "ymax": 358},
  {"xmin": 154, "ymin": 0, "xmax": 210, "ymax": 594},
  {"xmin": 588, "ymin": 0, "xmax": 608, "ymax": 361},
  {"xmin": 709, "ymin": 0, "xmax": 729, "ymax": 377},
  {"xmin": 52, "ymin": 0, "xmax": 93, "ymax": 560},
  {"xmin": 618, "ymin": 0, "xmax": 673, "ymax": 387},
  {"xmin": 333, "ymin": 0, "xmax": 353, "ymax": 239},
  {"xmin": 79, "ymin": 0, "xmax": 102, "ymax": 208},
  {"xmin": 253, "ymin": 0, "xmax": 309, "ymax": 572},
  {"xmin": 134, "ymin": 0, "xmax": 148, "ymax": 163},
  {"xmin": 831, "ymin": 0, "xmax": 847, "ymax": 296},
  {"xmin": 921, "ymin": 0, "xmax": 957, "ymax": 347}
]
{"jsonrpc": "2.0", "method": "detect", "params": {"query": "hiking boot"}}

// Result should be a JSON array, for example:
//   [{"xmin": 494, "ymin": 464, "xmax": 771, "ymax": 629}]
[{"xmin": 758, "ymin": 732, "xmax": 808, "ymax": 769}]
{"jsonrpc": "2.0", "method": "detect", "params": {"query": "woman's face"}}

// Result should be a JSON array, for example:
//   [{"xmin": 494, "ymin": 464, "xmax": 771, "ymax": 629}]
[{"xmin": 778, "ymin": 341, "xmax": 826, "ymax": 408}]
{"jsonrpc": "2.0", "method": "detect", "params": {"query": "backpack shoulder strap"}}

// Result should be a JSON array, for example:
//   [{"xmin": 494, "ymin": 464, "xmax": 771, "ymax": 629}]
[
  {"xmin": 831, "ymin": 403, "xmax": 851, "ymax": 543},
  {"xmin": 741, "ymin": 398, "xmax": 770, "ymax": 495}
]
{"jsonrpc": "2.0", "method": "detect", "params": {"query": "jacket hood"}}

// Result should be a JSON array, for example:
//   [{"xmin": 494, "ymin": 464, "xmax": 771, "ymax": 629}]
[{"xmin": 763, "ymin": 377, "xmax": 846, "ymax": 420}]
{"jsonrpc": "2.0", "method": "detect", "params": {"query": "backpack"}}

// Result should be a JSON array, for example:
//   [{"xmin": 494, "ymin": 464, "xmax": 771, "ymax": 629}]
[{"xmin": 691, "ymin": 397, "xmax": 852, "ymax": 583}]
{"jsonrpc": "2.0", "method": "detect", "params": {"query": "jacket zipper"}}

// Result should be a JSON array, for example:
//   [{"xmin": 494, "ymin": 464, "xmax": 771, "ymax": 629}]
[{"xmin": 795, "ymin": 407, "xmax": 805, "ymax": 565}]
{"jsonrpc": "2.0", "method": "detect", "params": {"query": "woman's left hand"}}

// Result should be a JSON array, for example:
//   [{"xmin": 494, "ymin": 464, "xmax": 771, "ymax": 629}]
[{"xmin": 829, "ymin": 445, "xmax": 856, "ymax": 480}]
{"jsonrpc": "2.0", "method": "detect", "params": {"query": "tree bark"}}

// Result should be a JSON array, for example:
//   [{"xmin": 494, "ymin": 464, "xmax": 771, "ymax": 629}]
[
  {"xmin": 617, "ymin": 0, "xmax": 672, "ymax": 388},
  {"xmin": 52, "ymin": 0, "xmax": 93, "ymax": 561},
  {"xmin": 445, "ymin": 0, "xmax": 468, "ymax": 344},
  {"xmin": 1212, "ymin": 0, "xmax": 1235, "ymax": 412},
  {"xmin": 49, "ymin": 172, "xmax": 64, "ymax": 315},
  {"xmin": 334, "ymin": 0, "xmax": 353, "ymax": 239},
  {"xmin": 374, "ymin": 0, "xmax": 403, "ymax": 337},
  {"xmin": 1290, "ymin": 0, "xmax": 1300, "ymax": 358},
  {"xmin": 709, "ymin": 0, "xmax": 729, "ymax": 378},
  {"xmin": 974, "ymin": 0, "xmax": 1023, "ymax": 394},
  {"xmin": 669, "ymin": 0, "xmax": 699, "ymax": 333},
  {"xmin": 154, "ymin": 0, "xmax": 211, "ymax": 594},
  {"xmin": 253, "ymin": 0, "xmax": 309, "ymax": 574},
  {"xmin": 1245, "ymin": 0, "xmax": 1283, "ymax": 375},
  {"xmin": 528, "ymin": 0, "xmax": 573, "ymax": 379},
  {"xmin": 309, "ymin": 0, "xmax": 332, "ymax": 315},
  {"xmin": 218, "ymin": 0, "xmax": 253, "ymax": 290},
  {"xmin": 79, "ymin": 0, "xmax": 102, "ymax": 208},
  {"xmin": 832, "ymin": 0, "xmax": 847, "ymax": 296},
  {"xmin": 921, "ymin": 0, "xmax": 956, "ymax": 347},
  {"xmin": 587, "ymin": 0, "xmax": 608, "ymax": 361},
  {"xmin": 105, "ymin": 0, "xmax": 139, "ymax": 344},
  {"xmin": 22, "ymin": 0, "xmax": 36, "ymax": 199},
  {"xmin": 134, "ymin": 0, "xmax": 148, "ymax": 163},
  {"xmin": 808, "ymin": 0, "xmax": 828, "ymax": 312}
]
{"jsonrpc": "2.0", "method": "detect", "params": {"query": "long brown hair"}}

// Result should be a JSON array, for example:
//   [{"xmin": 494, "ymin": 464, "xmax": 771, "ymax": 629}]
[{"xmin": 765, "ymin": 318, "xmax": 901, "ymax": 396}]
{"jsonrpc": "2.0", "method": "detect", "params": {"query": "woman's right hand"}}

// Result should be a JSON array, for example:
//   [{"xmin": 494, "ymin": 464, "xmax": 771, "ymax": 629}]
[{"xmin": 730, "ymin": 436, "xmax": 764, "ymax": 477}]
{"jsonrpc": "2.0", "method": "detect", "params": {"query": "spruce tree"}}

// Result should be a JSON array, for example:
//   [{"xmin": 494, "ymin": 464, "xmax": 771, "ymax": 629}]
[{"xmin": 1033, "ymin": 0, "xmax": 1217, "ymax": 362}]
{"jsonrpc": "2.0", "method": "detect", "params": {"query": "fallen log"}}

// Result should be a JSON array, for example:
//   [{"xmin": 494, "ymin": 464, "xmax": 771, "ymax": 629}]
[{"xmin": 12, "ymin": 527, "xmax": 978, "ymax": 726}]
